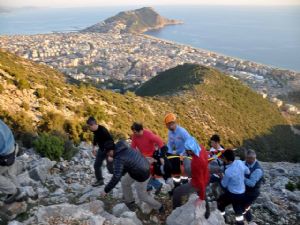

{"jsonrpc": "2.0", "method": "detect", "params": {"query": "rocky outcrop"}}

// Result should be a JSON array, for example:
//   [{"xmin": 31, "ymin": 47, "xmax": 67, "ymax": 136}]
[
  {"xmin": 1, "ymin": 145, "xmax": 300, "ymax": 225},
  {"xmin": 166, "ymin": 194, "xmax": 225, "ymax": 225},
  {"xmin": 82, "ymin": 7, "xmax": 183, "ymax": 34}
]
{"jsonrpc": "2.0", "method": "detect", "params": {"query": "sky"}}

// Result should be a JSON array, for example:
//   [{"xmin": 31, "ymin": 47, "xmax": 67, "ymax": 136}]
[{"xmin": 1, "ymin": 0, "xmax": 300, "ymax": 8}]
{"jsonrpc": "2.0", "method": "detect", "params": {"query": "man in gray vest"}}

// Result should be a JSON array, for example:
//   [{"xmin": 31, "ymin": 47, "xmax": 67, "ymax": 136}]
[
  {"xmin": 243, "ymin": 149, "xmax": 264, "ymax": 222},
  {"xmin": 0, "ymin": 119, "xmax": 25, "ymax": 204}
]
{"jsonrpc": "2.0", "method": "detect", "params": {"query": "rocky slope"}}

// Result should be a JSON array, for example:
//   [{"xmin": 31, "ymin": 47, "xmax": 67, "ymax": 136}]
[
  {"xmin": 81, "ymin": 7, "xmax": 183, "ymax": 34},
  {"xmin": 1, "ymin": 145, "xmax": 299, "ymax": 225}
]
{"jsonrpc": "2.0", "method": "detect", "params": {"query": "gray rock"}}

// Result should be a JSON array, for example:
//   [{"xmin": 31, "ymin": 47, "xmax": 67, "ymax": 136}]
[
  {"xmin": 166, "ymin": 194, "xmax": 225, "ymax": 225},
  {"xmin": 269, "ymin": 167, "xmax": 288, "ymax": 177},
  {"xmin": 112, "ymin": 203, "xmax": 130, "ymax": 217},
  {"xmin": 0, "ymin": 202, "xmax": 27, "ymax": 221},
  {"xmin": 8, "ymin": 221, "xmax": 24, "ymax": 225},
  {"xmin": 120, "ymin": 211, "xmax": 143, "ymax": 225},
  {"xmin": 286, "ymin": 190, "xmax": 300, "ymax": 202},
  {"xmin": 273, "ymin": 177, "xmax": 289, "ymax": 190},
  {"xmin": 28, "ymin": 158, "xmax": 55, "ymax": 183}
]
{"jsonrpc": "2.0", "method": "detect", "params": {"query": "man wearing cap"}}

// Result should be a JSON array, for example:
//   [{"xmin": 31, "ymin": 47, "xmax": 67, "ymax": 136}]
[
  {"xmin": 164, "ymin": 113, "xmax": 192, "ymax": 186},
  {"xmin": 86, "ymin": 116, "xmax": 114, "ymax": 187}
]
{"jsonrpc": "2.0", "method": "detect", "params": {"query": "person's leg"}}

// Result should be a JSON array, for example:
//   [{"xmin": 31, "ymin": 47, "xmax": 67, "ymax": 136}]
[
  {"xmin": 217, "ymin": 192, "xmax": 232, "ymax": 217},
  {"xmin": 182, "ymin": 157, "xmax": 191, "ymax": 178},
  {"xmin": 135, "ymin": 177, "xmax": 162, "ymax": 210},
  {"xmin": 243, "ymin": 191, "xmax": 259, "ymax": 222},
  {"xmin": 93, "ymin": 150, "xmax": 106, "ymax": 182},
  {"xmin": 232, "ymin": 193, "xmax": 245, "ymax": 225},
  {"xmin": 0, "ymin": 166, "xmax": 17, "ymax": 195},
  {"xmin": 106, "ymin": 158, "xmax": 114, "ymax": 175},
  {"xmin": 121, "ymin": 174, "xmax": 135, "ymax": 204},
  {"xmin": 172, "ymin": 182, "xmax": 197, "ymax": 209}
]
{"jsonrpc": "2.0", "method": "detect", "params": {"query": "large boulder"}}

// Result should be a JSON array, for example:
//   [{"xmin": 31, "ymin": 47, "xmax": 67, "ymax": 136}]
[
  {"xmin": 166, "ymin": 195, "xmax": 225, "ymax": 225},
  {"xmin": 28, "ymin": 158, "xmax": 55, "ymax": 183}
]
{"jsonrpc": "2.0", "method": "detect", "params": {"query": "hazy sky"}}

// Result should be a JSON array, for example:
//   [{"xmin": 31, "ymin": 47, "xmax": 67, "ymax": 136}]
[{"xmin": 1, "ymin": 0, "xmax": 300, "ymax": 8}]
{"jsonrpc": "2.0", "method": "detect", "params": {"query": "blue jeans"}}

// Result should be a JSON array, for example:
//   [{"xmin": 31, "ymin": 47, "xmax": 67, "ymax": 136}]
[{"xmin": 147, "ymin": 177, "xmax": 162, "ymax": 191}]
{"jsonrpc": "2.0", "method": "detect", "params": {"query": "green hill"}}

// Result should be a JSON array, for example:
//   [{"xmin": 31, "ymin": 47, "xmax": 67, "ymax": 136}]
[{"xmin": 0, "ymin": 50, "xmax": 299, "ymax": 162}]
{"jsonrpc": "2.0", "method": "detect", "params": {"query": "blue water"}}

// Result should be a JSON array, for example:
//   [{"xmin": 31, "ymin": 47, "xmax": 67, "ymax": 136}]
[{"xmin": 0, "ymin": 6, "xmax": 299, "ymax": 71}]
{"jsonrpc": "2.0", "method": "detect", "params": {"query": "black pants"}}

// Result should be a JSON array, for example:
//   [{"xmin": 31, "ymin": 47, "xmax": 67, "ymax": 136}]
[
  {"xmin": 244, "ymin": 190, "xmax": 259, "ymax": 208},
  {"xmin": 94, "ymin": 149, "xmax": 113, "ymax": 181},
  {"xmin": 217, "ymin": 191, "xmax": 245, "ymax": 224}
]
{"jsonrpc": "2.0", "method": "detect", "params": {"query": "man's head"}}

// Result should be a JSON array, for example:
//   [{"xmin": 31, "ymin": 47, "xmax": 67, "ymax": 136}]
[
  {"xmin": 164, "ymin": 113, "xmax": 177, "ymax": 131},
  {"xmin": 131, "ymin": 122, "xmax": 144, "ymax": 136},
  {"xmin": 245, "ymin": 149, "xmax": 257, "ymax": 165},
  {"xmin": 221, "ymin": 149, "xmax": 235, "ymax": 165},
  {"xmin": 210, "ymin": 134, "xmax": 220, "ymax": 149},
  {"xmin": 86, "ymin": 116, "xmax": 98, "ymax": 132}
]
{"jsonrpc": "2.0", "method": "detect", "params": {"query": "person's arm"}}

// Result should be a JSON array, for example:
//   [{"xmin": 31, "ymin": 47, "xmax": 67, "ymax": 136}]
[
  {"xmin": 149, "ymin": 132, "xmax": 164, "ymax": 149},
  {"xmin": 220, "ymin": 171, "xmax": 229, "ymax": 189},
  {"xmin": 104, "ymin": 159, "xmax": 124, "ymax": 193},
  {"xmin": 181, "ymin": 127, "xmax": 191, "ymax": 142},
  {"xmin": 244, "ymin": 164, "xmax": 250, "ymax": 175},
  {"xmin": 245, "ymin": 169, "xmax": 263, "ymax": 187},
  {"xmin": 101, "ymin": 126, "xmax": 113, "ymax": 141}
]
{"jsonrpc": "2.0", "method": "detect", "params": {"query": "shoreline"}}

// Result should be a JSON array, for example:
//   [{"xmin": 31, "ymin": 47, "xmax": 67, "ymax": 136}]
[{"xmin": 1, "ymin": 30, "xmax": 299, "ymax": 74}]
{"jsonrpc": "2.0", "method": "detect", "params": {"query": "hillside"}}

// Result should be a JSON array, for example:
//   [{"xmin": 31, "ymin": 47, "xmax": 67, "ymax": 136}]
[
  {"xmin": 0, "ymin": 50, "xmax": 299, "ymax": 162},
  {"xmin": 81, "ymin": 7, "xmax": 182, "ymax": 33}
]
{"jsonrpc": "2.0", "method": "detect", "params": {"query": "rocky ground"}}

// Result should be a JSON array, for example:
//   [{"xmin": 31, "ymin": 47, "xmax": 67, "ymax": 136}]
[{"xmin": 0, "ymin": 143, "xmax": 299, "ymax": 225}]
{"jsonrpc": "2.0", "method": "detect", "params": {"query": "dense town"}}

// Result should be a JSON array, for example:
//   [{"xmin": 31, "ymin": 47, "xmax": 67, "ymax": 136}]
[{"xmin": 0, "ymin": 31, "xmax": 299, "ymax": 114}]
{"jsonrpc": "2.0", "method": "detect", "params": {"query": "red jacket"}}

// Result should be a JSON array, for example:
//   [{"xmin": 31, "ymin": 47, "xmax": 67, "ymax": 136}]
[
  {"xmin": 131, "ymin": 129, "xmax": 164, "ymax": 157},
  {"xmin": 191, "ymin": 145, "xmax": 210, "ymax": 200}
]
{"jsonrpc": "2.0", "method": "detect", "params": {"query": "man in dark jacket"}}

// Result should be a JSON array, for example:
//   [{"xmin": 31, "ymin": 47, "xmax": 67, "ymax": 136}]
[
  {"xmin": 87, "ymin": 117, "xmax": 114, "ymax": 187},
  {"xmin": 103, "ymin": 140, "xmax": 164, "ymax": 213}
]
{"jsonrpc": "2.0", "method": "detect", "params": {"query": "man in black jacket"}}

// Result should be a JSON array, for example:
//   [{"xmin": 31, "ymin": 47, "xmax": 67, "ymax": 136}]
[
  {"xmin": 87, "ymin": 117, "xmax": 114, "ymax": 187},
  {"xmin": 102, "ymin": 140, "xmax": 164, "ymax": 213}
]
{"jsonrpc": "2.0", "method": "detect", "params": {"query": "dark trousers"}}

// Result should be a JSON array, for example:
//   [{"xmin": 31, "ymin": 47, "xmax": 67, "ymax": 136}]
[
  {"xmin": 94, "ymin": 149, "xmax": 113, "ymax": 181},
  {"xmin": 217, "ymin": 191, "xmax": 245, "ymax": 224}
]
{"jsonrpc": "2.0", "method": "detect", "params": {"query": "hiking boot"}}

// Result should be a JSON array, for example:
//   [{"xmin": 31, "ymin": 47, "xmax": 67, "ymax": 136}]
[
  {"xmin": 244, "ymin": 210, "xmax": 252, "ymax": 222},
  {"xmin": 92, "ymin": 179, "xmax": 104, "ymax": 187},
  {"xmin": 158, "ymin": 205, "xmax": 165, "ymax": 214},
  {"xmin": 4, "ymin": 189, "xmax": 26, "ymax": 204},
  {"xmin": 155, "ymin": 183, "xmax": 163, "ymax": 195},
  {"xmin": 181, "ymin": 178, "xmax": 189, "ymax": 184}
]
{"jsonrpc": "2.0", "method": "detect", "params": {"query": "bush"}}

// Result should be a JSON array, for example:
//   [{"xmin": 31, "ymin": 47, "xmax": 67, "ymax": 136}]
[
  {"xmin": 0, "ymin": 83, "xmax": 4, "ymax": 94},
  {"xmin": 15, "ymin": 78, "xmax": 30, "ymax": 90},
  {"xmin": 285, "ymin": 181, "xmax": 296, "ymax": 192},
  {"xmin": 62, "ymin": 139, "xmax": 78, "ymax": 160},
  {"xmin": 33, "ymin": 133, "xmax": 64, "ymax": 161}
]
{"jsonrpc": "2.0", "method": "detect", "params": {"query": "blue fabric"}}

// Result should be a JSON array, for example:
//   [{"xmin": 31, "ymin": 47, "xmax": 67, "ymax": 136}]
[
  {"xmin": 221, "ymin": 160, "xmax": 250, "ymax": 194},
  {"xmin": 147, "ymin": 177, "xmax": 162, "ymax": 191},
  {"xmin": 0, "ymin": 119, "xmax": 15, "ymax": 156},
  {"xmin": 244, "ymin": 161, "xmax": 264, "ymax": 188},
  {"xmin": 167, "ymin": 125, "xmax": 191, "ymax": 155},
  {"xmin": 184, "ymin": 137, "xmax": 201, "ymax": 157}
]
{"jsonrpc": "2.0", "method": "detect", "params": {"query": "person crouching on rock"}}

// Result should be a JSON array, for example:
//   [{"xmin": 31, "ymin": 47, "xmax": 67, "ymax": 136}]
[
  {"xmin": 0, "ymin": 119, "xmax": 26, "ymax": 204},
  {"xmin": 172, "ymin": 137, "xmax": 210, "ymax": 219},
  {"xmin": 101, "ymin": 140, "xmax": 164, "ymax": 213}
]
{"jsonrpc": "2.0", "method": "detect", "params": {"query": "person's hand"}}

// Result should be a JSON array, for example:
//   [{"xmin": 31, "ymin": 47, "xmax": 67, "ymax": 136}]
[
  {"xmin": 194, "ymin": 198, "xmax": 203, "ymax": 207},
  {"xmin": 92, "ymin": 149, "xmax": 97, "ymax": 157},
  {"xmin": 100, "ymin": 191, "xmax": 107, "ymax": 198},
  {"xmin": 216, "ymin": 172, "xmax": 224, "ymax": 179}
]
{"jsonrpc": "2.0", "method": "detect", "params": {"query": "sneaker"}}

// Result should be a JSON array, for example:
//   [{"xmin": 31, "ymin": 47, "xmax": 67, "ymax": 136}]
[
  {"xmin": 92, "ymin": 179, "xmax": 104, "ymax": 187},
  {"xmin": 155, "ymin": 183, "xmax": 163, "ymax": 195},
  {"xmin": 4, "ymin": 189, "xmax": 26, "ymax": 204},
  {"xmin": 158, "ymin": 205, "xmax": 165, "ymax": 214}
]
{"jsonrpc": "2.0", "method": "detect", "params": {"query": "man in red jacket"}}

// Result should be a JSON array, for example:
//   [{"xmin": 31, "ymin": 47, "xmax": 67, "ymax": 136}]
[
  {"xmin": 172, "ymin": 137, "xmax": 210, "ymax": 218},
  {"xmin": 131, "ymin": 122, "xmax": 165, "ymax": 194}
]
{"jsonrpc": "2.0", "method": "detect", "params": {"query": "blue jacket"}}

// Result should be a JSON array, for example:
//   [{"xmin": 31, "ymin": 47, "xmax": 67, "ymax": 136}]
[
  {"xmin": 167, "ymin": 125, "xmax": 191, "ymax": 155},
  {"xmin": 244, "ymin": 160, "xmax": 264, "ymax": 193},
  {"xmin": 0, "ymin": 119, "xmax": 15, "ymax": 156},
  {"xmin": 221, "ymin": 160, "xmax": 250, "ymax": 194}
]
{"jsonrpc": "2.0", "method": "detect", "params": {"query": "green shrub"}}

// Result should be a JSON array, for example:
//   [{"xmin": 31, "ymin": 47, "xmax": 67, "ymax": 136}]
[
  {"xmin": 39, "ymin": 112, "xmax": 65, "ymax": 133},
  {"xmin": 0, "ymin": 83, "xmax": 4, "ymax": 94},
  {"xmin": 33, "ymin": 133, "xmax": 64, "ymax": 161},
  {"xmin": 15, "ymin": 78, "xmax": 30, "ymax": 90},
  {"xmin": 19, "ymin": 132, "xmax": 37, "ymax": 148},
  {"xmin": 285, "ymin": 181, "xmax": 296, "ymax": 192},
  {"xmin": 62, "ymin": 139, "xmax": 78, "ymax": 160}
]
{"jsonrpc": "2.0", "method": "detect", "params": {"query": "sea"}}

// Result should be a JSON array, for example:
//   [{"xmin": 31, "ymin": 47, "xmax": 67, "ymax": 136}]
[{"xmin": 0, "ymin": 5, "xmax": 299, "ymax": 71}]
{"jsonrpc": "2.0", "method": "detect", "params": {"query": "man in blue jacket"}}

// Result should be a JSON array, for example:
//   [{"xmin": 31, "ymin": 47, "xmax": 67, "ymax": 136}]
[
  {"xmin": 102, "ymin": 140, "xmax": 164, "ymax": 213},
  {"xmin": 243, "ymin": 149, "xmax": 264, "ymax": 222},
  {"xmin": 0, "ymin": 119, "xmax": 25, "ymax": 204},
  {"xmin": 217, "ymin": 149, "xmax": 250, "ymax": 225}
]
